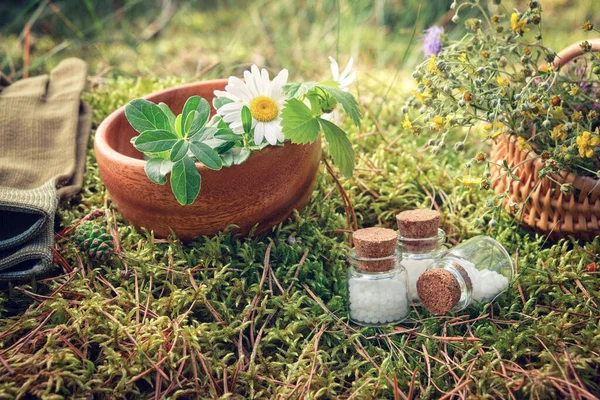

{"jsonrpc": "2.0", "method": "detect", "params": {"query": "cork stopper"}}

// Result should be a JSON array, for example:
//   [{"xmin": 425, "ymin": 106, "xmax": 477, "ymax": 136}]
[
  {"xmin": 416, "ymin": 269, "xmax": 461, "ymax": 314},
  {"xmin": 396, "ymin": 209, "xmax": 440, "ymax": 252},
  {"xmin": 352, "ymin": 227, "xmax": 398, "ymax": 272}
]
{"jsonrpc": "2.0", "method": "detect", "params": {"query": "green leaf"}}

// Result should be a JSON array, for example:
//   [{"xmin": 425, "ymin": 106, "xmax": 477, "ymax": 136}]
[
  {"xmin": 319, "ymin": 118, "xmax": 354, "ymax": 177},
  {"xmin": 181, "ymin": 96, "xmax": 210, "ymax": 135},
  {"xmin": 215, "ymin": 141, "xmax": 236, "ymax": 155},
  {"xmin": 214, "ymin": 130, "xmax": 242, "ymax": 142},
  {"xmin": 190, "ymin": 142, "xmax": 223, "ymax": 170},
  {"xmin": 158, "ymin": 103, "xmax": 176, "ymax": 130},
  {"xmin": 170, "ymin": 140, "xmax": 190, "ymax": 162},
  {"xmin": 134, "ymin": 129, "xmax": 179, "ymax": 153},
  {"xmin": 503, "ymin": 160, "xmax": 521, "ymax": 181},
  {"xmin": 283, "ymin": 82, "xmax": 317, "ymax": 98},
  {"xmin": 281, "ymin": 98, "xmax": 321, "ymax": 144},
  {"xmin": 170, "ymin": 157, "xmax": 201, "ymax": 205},
  {"xmin": 125, "ymin": 99, "xmax": 172, "ymax": 134},
  {"xmin": 144, "ymin": 157, "xmax": 172, "ymax": 184},
  {"xmin": 241, "ymin": 105, "xmax": 252, "ymax": 134},
  {"xmin": 221, "ymin": 147, "xmax": 251, "ymax": 167},
  {"xmin": 189, "ymin": 126, "xmax": 227, "ymax": 149},
  {"xmin": 175, "ymin": 114, "xmax": 183, "ymax": 138},
  {"xmin": 317, "ymin": 85, "xmax": 362, "ymax": 126},
  {"xmin": 213, "ymin": 97, "xmax": 233, "ymax": 110}
]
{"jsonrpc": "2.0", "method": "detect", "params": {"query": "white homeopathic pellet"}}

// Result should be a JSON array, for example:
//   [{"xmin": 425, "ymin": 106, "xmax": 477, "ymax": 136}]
[
  {"xmin": 460, "ymin": 260, "xmax": 510, "ymax": 302},
  {"xmin": 348, "ymin": 273, "xmax": 409, "ymax": 325}
]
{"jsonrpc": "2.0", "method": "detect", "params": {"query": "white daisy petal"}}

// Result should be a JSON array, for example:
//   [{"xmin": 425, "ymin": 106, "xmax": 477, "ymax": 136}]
[
  {"xmin": 261, "ymin": 68, "xmax": 270, "ymax": 94},
  {"xmin": 243, "ymin": 70, "xmax": 259, "ymax": 97},
  {"xmin": 264, "ymin": 124, "xmax": 278, "ymax": 145},
  {"xmin": 222, "ymin": 112, "xmax": 241, "ymax": 123},
  {"xmin": 329, "ymin": 56, "xmax": 340, "ymax": 81},
  {"xmin": 254, "ymin": 122, "xmax": 265, "ymax": 145},
  {"xmin": 275, "ymin": 125, "xmax": 285, "ymax": 143},
  {"xmin": 229, "ymin": 120, "xmax": 244, "ymax": 133},
  {"xmin": 214, "ymin": 90, "xmax": 238, "ymax": 101},
  {"xmin": 218, "ymin": 102, "xmax": 243, "ymax": 114},
  {"xmin": 339, "ymin": 71, "xmax": 356, "ymax": 90},
  {"xmin": 250, "ymin": 65, "xmax": 262, "ymax": 92},
  {"xmin": 271, "ymin": 68, "xmax": 288, "ymax": 98},
  {"xmin": 340, "ymin": 57, "xmax": 354, "ymax": 81},
  {"xmin": 226, "ymin": 85, "xmax": 252, "ymax": 102}
]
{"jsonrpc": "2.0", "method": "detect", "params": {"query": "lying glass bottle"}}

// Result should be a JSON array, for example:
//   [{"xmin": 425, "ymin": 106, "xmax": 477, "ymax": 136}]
[
  {"xmin": 347, "ymin": 249, "xmax": 409, "ymax": 326},
  {"xmin": 416, "ymin": 236, "xmax": 514, "ymax": 315}
]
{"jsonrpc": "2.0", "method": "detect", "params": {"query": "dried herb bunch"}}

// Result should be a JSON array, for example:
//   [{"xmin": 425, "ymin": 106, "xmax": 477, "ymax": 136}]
[{"xmin": 404, "ymin": 0, "xmax": 600, "ymax": 187}]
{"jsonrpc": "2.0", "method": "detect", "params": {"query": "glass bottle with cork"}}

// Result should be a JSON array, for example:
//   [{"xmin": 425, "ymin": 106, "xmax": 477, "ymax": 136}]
[
  {"xmin": 347, "ymin": 227, "xmax": 409, "ymax": 326},
  {"xmin": 396, "ymin": 209, "xmax": 447, "ymax": 303},
  {"xmin": 416, "ymin": 236, "xmax": 514, "ymax": 314}
]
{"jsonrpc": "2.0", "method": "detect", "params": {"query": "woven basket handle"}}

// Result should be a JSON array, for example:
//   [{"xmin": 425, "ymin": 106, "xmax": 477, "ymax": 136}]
[{"xmin": 553, "ymin": 38, "xmax": 600, "ymax": 69}]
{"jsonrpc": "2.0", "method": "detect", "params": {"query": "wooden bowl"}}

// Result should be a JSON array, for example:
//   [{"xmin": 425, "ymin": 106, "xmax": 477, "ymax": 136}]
[{"xmin": 94, "ymin": 79, "xmax": 322, "ymax": 241}]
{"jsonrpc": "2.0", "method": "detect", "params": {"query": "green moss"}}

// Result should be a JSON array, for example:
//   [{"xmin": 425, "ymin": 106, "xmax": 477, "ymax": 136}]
[{"xmin": 0, "ymin": 74, "xmax": 598, "ymax": 399}]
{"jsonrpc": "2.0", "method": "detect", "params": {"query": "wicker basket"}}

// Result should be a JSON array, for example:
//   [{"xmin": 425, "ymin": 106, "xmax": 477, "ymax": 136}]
[
  {"xmin": 489, "ymin": 39, "xmax": 600, "ymax": 241},
  {"xmin": 490, "ymin": 135, "xmax": 600, "ymax": 240}
]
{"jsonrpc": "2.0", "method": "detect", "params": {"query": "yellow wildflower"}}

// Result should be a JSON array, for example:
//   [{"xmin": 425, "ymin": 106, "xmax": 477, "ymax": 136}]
[
  {"xmin": 550, "ymin": 124, "xmax": 567, "ymax": 141},
  {"xmin": 412, "ymin": 89, "xmax": 430, "ymax": 103},
  {"xmin": 539, "ymin": 64, "xmax": 555, "ymax": 73},
  {"xmin": 432, "ymin": 115, "xmax": 445, "ymax": 131},
  {"xmin": 483, "ymin": 122, "xmax": 505, "ymax": 139},
  {"xmin": 496, "ymin": 76, "xmax": 509, "ymax": 86},
  {"xmin": 458, "ymin": 176, "xmax": 483, "ymax": 188},
  {"xmin": 459, "ymin": 53, "xmax": 468, "ymax": 63},
  {"xmin": 402, "ymin": 115, "xmax": 413, "ymax": 130},
  {"xmin": 569, "ymin": 85, "xmax": 579, "ymax": 96},
  {"xmin": 516, "ymin": 137, "xmax": 532, "ymax": 153},
  {"xmin": 510, "ymin": 12, "xmax": 529, "ymax": 33},
  {"xmin": 428, "ymin": 55, "xmax": 440, "ymax": 74},
  {"xmin": 576, "ymin": 131, "xmax": 600, "ymax": 158}
]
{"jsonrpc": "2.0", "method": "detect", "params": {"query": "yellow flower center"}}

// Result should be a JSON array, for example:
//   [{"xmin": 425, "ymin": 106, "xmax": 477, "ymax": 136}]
[{"xmin": 250, "ymin": 96, "xmax": 278, "ymax": 122}]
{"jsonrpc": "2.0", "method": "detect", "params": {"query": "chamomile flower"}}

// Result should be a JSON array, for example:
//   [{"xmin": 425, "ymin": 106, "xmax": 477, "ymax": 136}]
[{"xmin": 214, "ymin": 65, "xmax": 288, "ymax": 146}]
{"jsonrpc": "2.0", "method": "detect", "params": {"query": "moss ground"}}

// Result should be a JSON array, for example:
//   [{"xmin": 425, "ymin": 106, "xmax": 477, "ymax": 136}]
[{"xmin": 0, "ymin": 1, "xmax": 599, "ymax": 399}]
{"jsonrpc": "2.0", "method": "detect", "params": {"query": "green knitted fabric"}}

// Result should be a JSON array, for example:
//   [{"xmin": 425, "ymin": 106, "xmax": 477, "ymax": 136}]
[{"xmin": 0, "ymin": 59, "xmax": 91, "ymax": 281}]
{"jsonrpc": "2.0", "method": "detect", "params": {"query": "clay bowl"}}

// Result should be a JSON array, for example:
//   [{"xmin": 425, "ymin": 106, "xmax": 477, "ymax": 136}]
[{"xmin": 94, "ymin": 79, "xmax": 322, "ymax": 241}]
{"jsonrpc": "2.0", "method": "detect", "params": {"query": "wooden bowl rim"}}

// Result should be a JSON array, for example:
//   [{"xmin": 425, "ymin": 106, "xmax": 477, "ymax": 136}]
[{"xmin": 94, "ymin": 79, "xmax": 295, "ymax": 172}]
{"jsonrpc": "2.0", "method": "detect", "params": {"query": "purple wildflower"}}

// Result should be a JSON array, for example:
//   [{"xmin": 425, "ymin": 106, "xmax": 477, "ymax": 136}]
[{"xmin": 422, "ymin": 26, "xmax": 444, "ymax": 57}]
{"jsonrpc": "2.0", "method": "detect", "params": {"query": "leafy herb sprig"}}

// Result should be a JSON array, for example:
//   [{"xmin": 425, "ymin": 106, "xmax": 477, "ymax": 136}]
[
  {"xmin": 126, "ymin": 96, "xmax": 236, "ymax": 205},
  {"xmin": 280, "ymin": 82, "xmax": 361, "ymax": 177}
]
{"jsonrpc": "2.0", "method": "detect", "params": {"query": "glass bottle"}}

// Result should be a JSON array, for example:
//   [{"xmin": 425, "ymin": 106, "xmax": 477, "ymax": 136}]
[
  {"xmin": 398, "ymin": 228, "xmax": 447, "ymax": 302},
  {"xmin": 347, "ymin": 249, "xmax": 409, "ymax": 326},
  {"xmin": 416, "ymin": 236, "xmax": 514, "ymax": 315}
]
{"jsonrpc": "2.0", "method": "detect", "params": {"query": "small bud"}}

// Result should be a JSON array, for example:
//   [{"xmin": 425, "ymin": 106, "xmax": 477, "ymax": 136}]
[
  {"xmin": 465, "ymin": 161, "xmax": 472, "ymax": 168},
  {"xmin": 455, "ymin": 142, "xmax": 465, "ymax": 152},
  {"xmin": 560, "ymin": 184, "xmax": 574, "ymax": 195},
  {"xmin": 530, "ymin": 15, "xmax": 541, "ymax": 25},
  {"xmin": 452, "ymin": 15, "xmax": 460, "ymax": 24},
  {"xmin": 580, "ymin": 41, "xmax": 592, "ymax": 53},
  {"xmin": 489, "ymin": 219, "xmax": 498, "ymax": 228},
  {"xmin": 476, "ymin": 152, "xmax": 486, "ymax": 162},
  {"xmin": 542, "ymin": 120, "xmax": 551, "ymax": 129},
  {"xmin": 551, "ymin": 95, "xmax": 561, "ymax": 106},
  {"xmin": 492, "ymin": 0, "xmax": 501, "ymax": 4},
  {"xmin": 582, "ymin": 21, "xmax": 593, "ymax": 31},
  {"xmin": 450, "ymin": 1, "xmax": 457, "ymax": 10}
]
